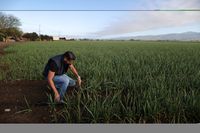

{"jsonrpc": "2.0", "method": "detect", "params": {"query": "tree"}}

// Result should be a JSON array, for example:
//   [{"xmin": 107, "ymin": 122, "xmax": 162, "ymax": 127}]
[
  {"xmin": 0, "ymin": 27, "xmax": 23, "ymax": 41},
  {"xmin": 0, "ymin": 12, "xmax": 21, "ymax": 29},
  {"xmin": 0, "ymin": 12, "xmax": 22, "ymax": 42},
  {"xmin": 0, "ymin": 32, "xmax": 4, "ymax": 41},
  {"xmin": 40, "ymin": 34, "xmax": 53, "ymax": 41},
  {"xmin": 22, "ymin": 32, "xmax": 39, "ymax": 41}
]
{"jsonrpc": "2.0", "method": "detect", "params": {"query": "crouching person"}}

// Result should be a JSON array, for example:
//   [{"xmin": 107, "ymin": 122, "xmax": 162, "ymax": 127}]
[{"xmin": 43, "ymin": 51, "xmax": 81, "ymax": 103}]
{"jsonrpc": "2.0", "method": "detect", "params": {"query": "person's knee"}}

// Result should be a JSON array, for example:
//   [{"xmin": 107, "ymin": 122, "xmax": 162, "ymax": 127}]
[
  {"xmin": 62, "ymin": 81, "xmax": 69, "ymax": 89},
  {"xmin": 70, "ymin": 79, "xmax": 76, "ymax": 86},
  {"xmin": 60, "ymin": 75, "xmax": 70, "ymax": 84}
]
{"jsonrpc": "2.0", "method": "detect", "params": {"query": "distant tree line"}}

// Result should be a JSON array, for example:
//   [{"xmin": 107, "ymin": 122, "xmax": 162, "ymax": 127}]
[
  {"xmin": 22, "ymin": 32, "xmax": 39, "ymax": 41},
  {"xmin": 22, "ymin": 32, "xmax": 53, "ymax": 41},
  {"xmin": 40, "ymin": 34, "xmax": 53, "ymax": 41}
]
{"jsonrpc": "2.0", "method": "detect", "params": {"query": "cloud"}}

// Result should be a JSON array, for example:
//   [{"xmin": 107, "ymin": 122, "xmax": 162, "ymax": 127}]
[
  {"xmin": 95, "ymin": 0, "xmax": 200, "ymax": 36},
  {"xmin": 156, "ymin": 0, "xmax": 200, "ymax": 9}
]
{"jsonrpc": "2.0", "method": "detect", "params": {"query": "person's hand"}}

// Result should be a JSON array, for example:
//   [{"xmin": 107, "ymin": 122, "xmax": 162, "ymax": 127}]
[
  {"xmin": 54, "ymin": 92, "xmax": 60, "ymax": 102},
  {"xmin": 77, "ymin": 76, "xmax": 82, "ymax": 86}
]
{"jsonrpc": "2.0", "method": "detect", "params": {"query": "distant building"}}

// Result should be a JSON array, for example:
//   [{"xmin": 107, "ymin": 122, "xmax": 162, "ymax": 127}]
[
  {"xmin": 53, "ymin": 36, "xmax": 59, "ymax": 41},
  {"xmin": 52, "ymin": 36, "xmax": 75, "ymax": 41}
]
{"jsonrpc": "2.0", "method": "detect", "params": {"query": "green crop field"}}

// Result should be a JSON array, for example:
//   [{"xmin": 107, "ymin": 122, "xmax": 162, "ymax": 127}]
[{"xmin": 0, "ymin": 40, "xmax": 200, "ymax": 123}]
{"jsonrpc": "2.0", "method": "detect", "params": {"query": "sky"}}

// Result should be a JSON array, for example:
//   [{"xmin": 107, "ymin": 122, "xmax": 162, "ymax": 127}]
[{"xmin": 0, "ymin": 0, "xmax": 200, "ymax": 39}]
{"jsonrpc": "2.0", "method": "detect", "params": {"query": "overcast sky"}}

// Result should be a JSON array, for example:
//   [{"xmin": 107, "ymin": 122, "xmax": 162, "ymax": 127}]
[{"xmin": 1, "ymin": 0, "xmax": 200, "ymax": 38}]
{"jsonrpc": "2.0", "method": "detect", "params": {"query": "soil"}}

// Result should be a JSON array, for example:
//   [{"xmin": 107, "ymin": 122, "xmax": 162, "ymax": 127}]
[{"xmin": 0, "ymin": 80, "xmax": 54, "ymax": 123}]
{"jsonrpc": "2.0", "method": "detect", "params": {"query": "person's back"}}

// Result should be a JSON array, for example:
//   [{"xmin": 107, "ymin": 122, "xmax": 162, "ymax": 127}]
[{"xmin": 43, "ymin": 54, "xmax": 69, "ymax": 78}]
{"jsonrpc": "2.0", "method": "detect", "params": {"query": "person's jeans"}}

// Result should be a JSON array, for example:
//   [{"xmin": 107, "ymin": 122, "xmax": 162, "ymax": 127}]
[{"xmin": 53, "ymin": 74, "xmax": 76, "ymax": 100}]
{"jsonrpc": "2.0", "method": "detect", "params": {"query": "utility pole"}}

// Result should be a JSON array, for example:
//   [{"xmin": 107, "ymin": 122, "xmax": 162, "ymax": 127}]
[{"xmin": 39, "ymin": 24, "xmax": 41, "ymax": 41}]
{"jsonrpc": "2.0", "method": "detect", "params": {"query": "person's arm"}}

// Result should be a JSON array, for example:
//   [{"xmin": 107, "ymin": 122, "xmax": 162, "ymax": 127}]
[
  {"xmin": 47, "ymin": 70, "xmax": 60, "ymax": 102},
  {"xmin": 69, "ymin": 64, "xmax": 81, "ymax": 86}
]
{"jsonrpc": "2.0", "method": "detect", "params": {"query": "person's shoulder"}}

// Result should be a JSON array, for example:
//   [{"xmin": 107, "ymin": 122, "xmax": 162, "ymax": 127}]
[{"xmin": 49, "ymin": 59, "xmax": 56, "ymax": 65}]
